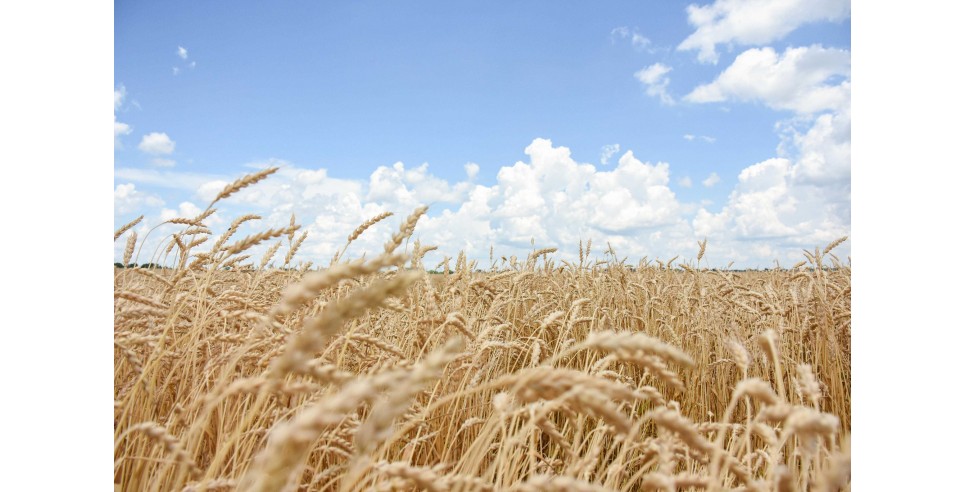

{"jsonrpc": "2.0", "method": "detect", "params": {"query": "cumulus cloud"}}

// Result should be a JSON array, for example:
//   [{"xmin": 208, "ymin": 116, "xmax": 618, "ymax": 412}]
[
  {"xmin": 634, "ymin": 63, "xmax": 674, "ymax": 105},
  {"xmin": 115, "ymin": 135, "xmax": 848, "ymax": 268},
  {"xmin": 694, "ymin": 159, "xmax": 796, "ymax": 238},
  {"xmin": 679, "ymin": 40, "xmax": 850, "ymax": 265},
  {"xmin": 114, "ymin": 183, "xmax": 163, "ymax": 215},
  {"xmin": 196, "ymin": 180, "xmax": 230, "ymax": 203},
  {"xmin": 161, "ymin": 201, "xmax": 203, "ymax": 222},
  {"xmin": 702, "ymin": 172, "xmax": 721, "ymax": 187},
  {"xmin": 678, "ymin": 0, "xmax": 850, "ymax": 63},
  {"xmin": 138, "ymin": 132, "xmax": 175, "ymax": 155},
  {"xmin": 499, "ymin": 140, "xmax": 682, "ymax": 238},
  {"xmin": 178, "ymin": 46, "xmax": 188, "ymax": 60},
  {"xmin": 685, "ymin": 45, "xmax": 850, "ymax": 114},
  {"xmin": 781, "ymin": 107, "xmax": 850, "ymax": 185},
  {"xmin": 367, "ymin": 162, "xmax": 472, "ymax": 207},
  {"xmin": 117, "ymin": 139, "xmax": 693, "ymax": 265},
  {"xmin": 599, "ymin": 144, "xmax": 620, "ymax": 165},
  {"xmin": 692, "ymin": 107, "xmax": 850, "ymax": 263}
]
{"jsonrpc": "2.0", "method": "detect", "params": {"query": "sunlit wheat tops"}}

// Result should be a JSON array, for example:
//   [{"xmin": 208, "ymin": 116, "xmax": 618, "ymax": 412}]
[
  {"xmin": 114, "ymin": 169, "xmax": 850, "ymax": 492},
  {"xmin": 114, "ymin": 215, "xmax": 144, "ymax": 241},
  {"xmin": 208, "ymin": 166, "xmax": 279, "ymax": 209}
]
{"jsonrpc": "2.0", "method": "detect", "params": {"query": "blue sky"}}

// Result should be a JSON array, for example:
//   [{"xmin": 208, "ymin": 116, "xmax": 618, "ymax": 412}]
[{"xmin": 114, "ymin": 0, "xmax": 851, "ymax": 268}]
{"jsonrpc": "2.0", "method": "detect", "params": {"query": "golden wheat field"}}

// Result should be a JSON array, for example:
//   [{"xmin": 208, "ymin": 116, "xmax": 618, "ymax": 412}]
[{"xmin": 114, "ymin": 168, "xmax": 851, "ymax": 492}]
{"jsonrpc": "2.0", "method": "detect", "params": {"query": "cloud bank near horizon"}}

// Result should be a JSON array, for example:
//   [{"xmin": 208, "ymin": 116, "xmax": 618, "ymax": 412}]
[{"xmin": 115, "ymin": 126, "xmax": 850, "ymax": 270}]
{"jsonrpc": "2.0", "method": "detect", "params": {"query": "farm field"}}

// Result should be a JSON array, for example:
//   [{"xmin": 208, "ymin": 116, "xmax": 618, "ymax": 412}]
[{"xmin": 114, "ymin": 171, "xmax": 851, "ymax": 492}]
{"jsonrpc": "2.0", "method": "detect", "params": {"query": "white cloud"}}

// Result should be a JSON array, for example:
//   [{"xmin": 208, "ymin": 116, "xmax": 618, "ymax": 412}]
[
  {"xmin": 599, "ymin": 144, "xmax": 620, "ymax": 165},
  {"xmin": 173, "ymin": 46, "xmax": 196, "ymax": 73},
  {"xmin": 196, "ymin": 180, "xmax": 230, "ymax": 203},
  {"xmin": 114, "ymin": 85, "xmax": 132, "ymax": 148},
  {"xmin": 115, "ymin": 136, "xmax": 847, "ymax": 269},
  {"xmin": 632, "ymin": 34, "xmax": 650, "ymax": 50},
  {"xmin": 173, "ymin": 202, "xmax": 202, "ymax": 220},
  {"xmin": 685, "ymin": 45, "xmax": 850, "ymax": 114},
  {"xmin": 677, "ymin": 40, "xmax": 850, "ymax": 265},
  {"xmin": 151, "ymin": 158, "xmax": 176, "ymax": 168},
  {"xmin": 702, "ymin": 172, "xmax": 721, "ymax": 187},
  {"xmin": 634, "ymin": 63, "xmax": 674, "ymax": 105},
  {"xmin": 114, "ymin": 183, "xmax": 163, "ymax": 215},
  {"xmin": 611, "ymin": 26, "xmax": 652, "ymax": 51},
  {"xmin": 499, "ymin": 140, "xmax": 681, "ymax": 237},
  {"xmin": 611, "ymin": 27, "xmax": 630, "ymax": 40},
  {"xmin": 684, "ymin": 134, "xmax": 716, "ymax": 143},
  {"xmin": 678, "ymin": 0, "xmax": 850, "ymax": 63},
  {"xmin": 367, "ymin": 162, "xmax": 471, "ymax": 207},
  {"xmin": 117, "ymin": 139, "xmax": 691, "ymax": 265},
  {"xmin": 138, "ymin": 132, "xmax": 175, "ymax": 155},
  {"xmin": 114, "ymin": 85, "xmax": 126, "ymax": 111},
  {"xmin": 114, "ymin": 117, "xmax": 132, "ymax": 149},
  {"xmin": 115, "ymin": 167, "xmax": 216, "ymax": 191},
  {"xmin": 465, "ymin": 162, "xmax": 479, "ymax": 180},
  {"xmin": 634, "ymin": 34, "xmax": 652, "ymax": 50},
  {"xmin": 783, "ymin": 107, "xmax": 850, "ymax": 185},
  {"xmin": 692, "ymin": 108, "xmax": 850, "ymax": 260},
  {"xmin": 694, "ymin": 159, "xmax": 797, "ymax": 238}
]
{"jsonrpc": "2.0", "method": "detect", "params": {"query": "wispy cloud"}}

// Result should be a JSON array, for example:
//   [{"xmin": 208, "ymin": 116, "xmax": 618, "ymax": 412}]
[
  {"xmin": 678, "ymin": 0, "xmax": 850, "ymax": 63},
  {"xmin": 702, "ymin": 172, "xmax": 720, "ymax": 188},
  {"xmin": 173, "ymin": 45, "xmax": 196, "ymax": 75},
  {"xmin": 599, "ymin": 144, "xmax": 620, "ymax": 165},
  {"xmin": 684, "ymin": 134, "xmax": 716, "ymax": 143},
  {"xmin": 114, "ymin": 85, "xmax": 132, "ymax": 148},
  {"xmin": 611, "ymin": 26, "xmax": 652, "ymax": 51},
  {"xmin": 115, "ymin": 167, "xmax": 220, "ymax": 191},
  {"xmin": 464, "ymin": 162, "xmax": 479, "ymax": 180},
  {"xmin": 634, "ymin": 63, "xmax": 674, "ymax": 105},
  {"xmin": 115, "ymin": 119, "xmax": 132, "ymax": 149},
  {"xmin": 114, "ymin": 183, "xmax": 164, "ymax": 216}
]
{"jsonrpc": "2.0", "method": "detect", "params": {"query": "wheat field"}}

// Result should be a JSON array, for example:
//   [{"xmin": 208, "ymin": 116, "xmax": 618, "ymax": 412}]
[{"xmin": 114, "ymin": 168, "xmax": 851, "ymax": 491}]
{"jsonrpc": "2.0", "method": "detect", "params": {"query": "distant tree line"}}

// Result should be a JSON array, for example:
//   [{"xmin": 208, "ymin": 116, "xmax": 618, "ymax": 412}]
[{"xmin": 114, "ymin": 262, "xmax": 167, "ymax": 269}]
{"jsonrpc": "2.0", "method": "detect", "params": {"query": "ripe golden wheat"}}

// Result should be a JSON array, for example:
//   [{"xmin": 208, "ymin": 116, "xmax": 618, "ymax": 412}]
[{"xmin": 114, "ymin": 169, "xmax": 850, "ymax": 491}]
